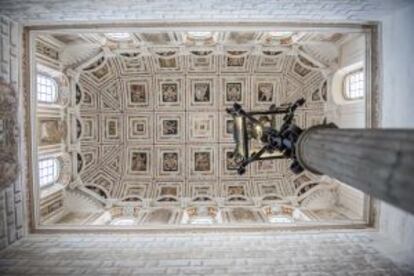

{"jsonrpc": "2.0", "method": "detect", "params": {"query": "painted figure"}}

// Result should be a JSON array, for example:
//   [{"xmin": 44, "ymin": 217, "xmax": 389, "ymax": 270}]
[
  {"xmin": 258, "ymin": 83, "xmax": 273, "ymax": 102},
  {"xmin": 194, "ymin": 152, "xmax": 211, "ymax": 171},
  {"xmin": 130, "ymin": 84, "xmax": 146, "ymax": 103},
  {"xmin": 131, "ymin": 152, "xmax": 147, "ymax": 171},
  {"xmin": 226, "ymin": 83, "xmax": 242, "ymax": 102},
  {"xmin": 162, "ymin": 83, "xmax": 178, "ymax": 102},
  {"xmin": 194, "ymin": 83, "xmax": 210, "ymax": 102},
  {"xmin": 163, "ymin": 152, "xmax": 178, "ymax": 171}
]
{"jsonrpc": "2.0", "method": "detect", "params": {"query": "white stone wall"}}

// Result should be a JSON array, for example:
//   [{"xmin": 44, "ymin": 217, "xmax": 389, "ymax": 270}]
[
  {"xmin": 0, "ymin": 232, "xmax": 413, "ymax": 275},
  {"xmin": 379, "ymin": 1, "xmax": 414, "ymax": 258},
  {"xmin": 0, "ymin": 0, "xmax": 412, "ymax": 23},
  {"xmin": 0, "ymin": 16, "xmax": 24, "ymax": 250},
  {"xmin": 326, "ymin": 34, "xmax": 366, "ymax": 129}
]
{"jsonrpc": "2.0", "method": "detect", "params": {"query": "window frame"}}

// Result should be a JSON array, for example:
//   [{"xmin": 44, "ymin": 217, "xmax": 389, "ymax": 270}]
[
  {"xmin": 342, "ymin": 68, "xmax": 364, "ymax": 100},
  {"xmin": 38, "ymin": 158, "xmax": 60, "ymax": 188},
  {"xmin": 36, "ymin": 73, "xmax": 59, "ymax": 104}
]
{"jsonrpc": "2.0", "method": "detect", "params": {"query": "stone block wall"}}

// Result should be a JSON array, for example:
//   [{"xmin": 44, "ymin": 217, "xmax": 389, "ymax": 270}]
[
  {"xmin": 0, "ymin": 0, "xmax": 412, "ymax": 22},
  {"xmin": 0, "ymin": 232, "xmax": 413, "ymax": 275},
  {"xmin": 0, "ymin": 15, "xmax": 24, "ymax": 250}
]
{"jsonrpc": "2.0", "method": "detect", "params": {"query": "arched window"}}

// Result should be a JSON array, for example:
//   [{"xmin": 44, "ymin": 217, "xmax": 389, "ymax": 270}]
[
  {"xmin": 38, "ymin": 158, "xmax": 59, "ymax": 187},
  {"xmin": 37, "ymin": 74, "xmax": 58, "ymax": 103},
  {"xmin": 343, "ymin": 69, "xmax": 364, "ymax": 100}
]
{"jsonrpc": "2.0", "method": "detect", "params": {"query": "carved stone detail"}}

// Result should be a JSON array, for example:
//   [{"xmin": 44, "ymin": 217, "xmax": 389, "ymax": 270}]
[{"xmin": 0, "ymin": 81, "xmax": 18, "ymax": 190}]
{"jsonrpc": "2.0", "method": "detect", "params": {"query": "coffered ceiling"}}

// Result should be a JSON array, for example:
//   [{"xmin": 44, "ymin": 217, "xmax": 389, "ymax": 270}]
[{"xmin": 34, "ymin": 30, "xmax": 364, "ymax": 226}]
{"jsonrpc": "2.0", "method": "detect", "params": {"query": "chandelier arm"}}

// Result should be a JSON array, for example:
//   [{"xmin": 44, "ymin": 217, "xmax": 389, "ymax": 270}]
[
  {"xmin": 247, "ymin": 107, "xmax": 290, "ymax": 116},
  {"xmin": 237, "ymin": 146, "xmax": 268, "ymax": 175}
]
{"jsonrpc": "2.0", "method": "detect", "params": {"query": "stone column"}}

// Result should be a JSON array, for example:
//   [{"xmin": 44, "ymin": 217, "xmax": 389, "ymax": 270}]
[{"xmin": 296, "ymin": 126, "xmax": 414, "ymax": 214}]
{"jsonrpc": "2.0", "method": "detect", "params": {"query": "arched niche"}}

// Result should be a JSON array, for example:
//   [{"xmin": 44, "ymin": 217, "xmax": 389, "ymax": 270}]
[
  {"xmin": 300, "ymin": 188, "xmax": 338, "ymax": 211},
  {"xmin": 75, "ymin": 83, "xmax": 82, "ymax": 105},
  {"xmin": 84, "ymin": 184, "xmax": 110, "ymax": 200},
  {"xmin": 76, "ymin": 153, "xmax": 83, "ymax": 173}
]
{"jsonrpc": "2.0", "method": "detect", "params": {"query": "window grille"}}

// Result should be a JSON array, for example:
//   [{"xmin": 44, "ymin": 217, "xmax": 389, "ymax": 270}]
[
  {"xmin": 37, "ymin": 74, "xmax": 58, "ymax": 103},
  {"xmin": 343, "ymin": 69, "xmax": 364, "ymax": 100},
  {"xmin": 38, "ymin": 158, "xmax": 59, "ymax": 187}
]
